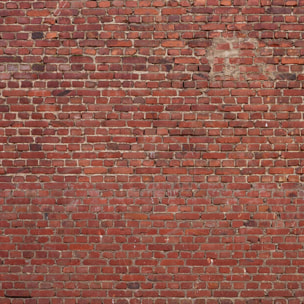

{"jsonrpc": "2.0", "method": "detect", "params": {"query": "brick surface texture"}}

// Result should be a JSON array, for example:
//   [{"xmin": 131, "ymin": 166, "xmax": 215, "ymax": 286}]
[{"xmin": 1, "ymin": 0, "xmax": 304, "ymax": 303}]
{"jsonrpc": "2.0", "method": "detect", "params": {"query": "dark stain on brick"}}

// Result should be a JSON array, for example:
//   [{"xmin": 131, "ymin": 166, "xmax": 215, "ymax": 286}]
[
  {"xmin": 278, "ymin": 73, "xmax": 297, "ymax": 80},
  {"xmin": 55, "ymin": 90, "xmax": 72, "ymax": 96},
  {"xmin": 32, "ymin": 32, "xmax": 44, "ymax": 39},
  {"xmin": 199, "ymin": 65, "xmax": 211, "ymax": 72},
  {"xmin": 244, "ymin": 220, "xmax": 257, "ymax": 227},
  {"xmin": 127, "ymin": 282, "xmax": 140, "ymax": 289},
  {"xmin": 165, "ymin": 64, "xmax": 172, "ymax": 72},
  {"xmin": 107, "ymin": 143, "xmax": 119, "ymax": 150},
  {"xmin": 30, "ymin": 144, "xmax": 42, "ymax": 151},
  {"xmin": 193, "ymin": 73, "xmax": 209, "ymax": 80},
  {"xmin": 32, "ymin": 64, "xmax": 45, "ymax": 72},
  {"xmin": 288, "ymin": 192, "xmax": 297, "ymax": 197}
]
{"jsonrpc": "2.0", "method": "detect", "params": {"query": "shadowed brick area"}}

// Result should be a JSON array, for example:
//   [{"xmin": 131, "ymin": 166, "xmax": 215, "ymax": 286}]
[{"xmin": 1, "ymin": 0, "xmax": 304, "ymax": 303}]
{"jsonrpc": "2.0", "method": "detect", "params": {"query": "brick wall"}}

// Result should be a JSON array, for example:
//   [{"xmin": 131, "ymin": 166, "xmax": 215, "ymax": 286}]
[{"xmin": 1, "ymin": 0, "xmax": 304, "ymax": 303}]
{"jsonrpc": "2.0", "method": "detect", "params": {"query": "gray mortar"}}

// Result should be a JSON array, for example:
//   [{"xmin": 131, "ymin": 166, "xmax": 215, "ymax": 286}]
[{"xmin": 206, "ymin": 37, "xmax": 277, "ymax": 81}]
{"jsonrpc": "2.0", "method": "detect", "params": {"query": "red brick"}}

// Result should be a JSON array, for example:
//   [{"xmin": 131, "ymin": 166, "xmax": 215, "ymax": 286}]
[
  {"xmin": 84, "ymin": 167, "xmax": 107, "ymax": 174},
  {"xmin": 162, "ymin": 41, "xmax": 185, "ymax": 48},
  {"xmin": 70, "ymin": 244, "xmax": 94, "ymax": 251},
  {"xmin": 1, "ymin": 1, "xmax": 303, "ymax": 302},
  {"xmin": 134, "ymin": 8, "xmax": 159, "ymax": 15}
]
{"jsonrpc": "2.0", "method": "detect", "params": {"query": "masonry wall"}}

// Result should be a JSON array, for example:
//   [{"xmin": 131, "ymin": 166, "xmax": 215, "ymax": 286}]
[{"xmin": 1, "ymin": 0, "xmax": 304, "ymax": 303}]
